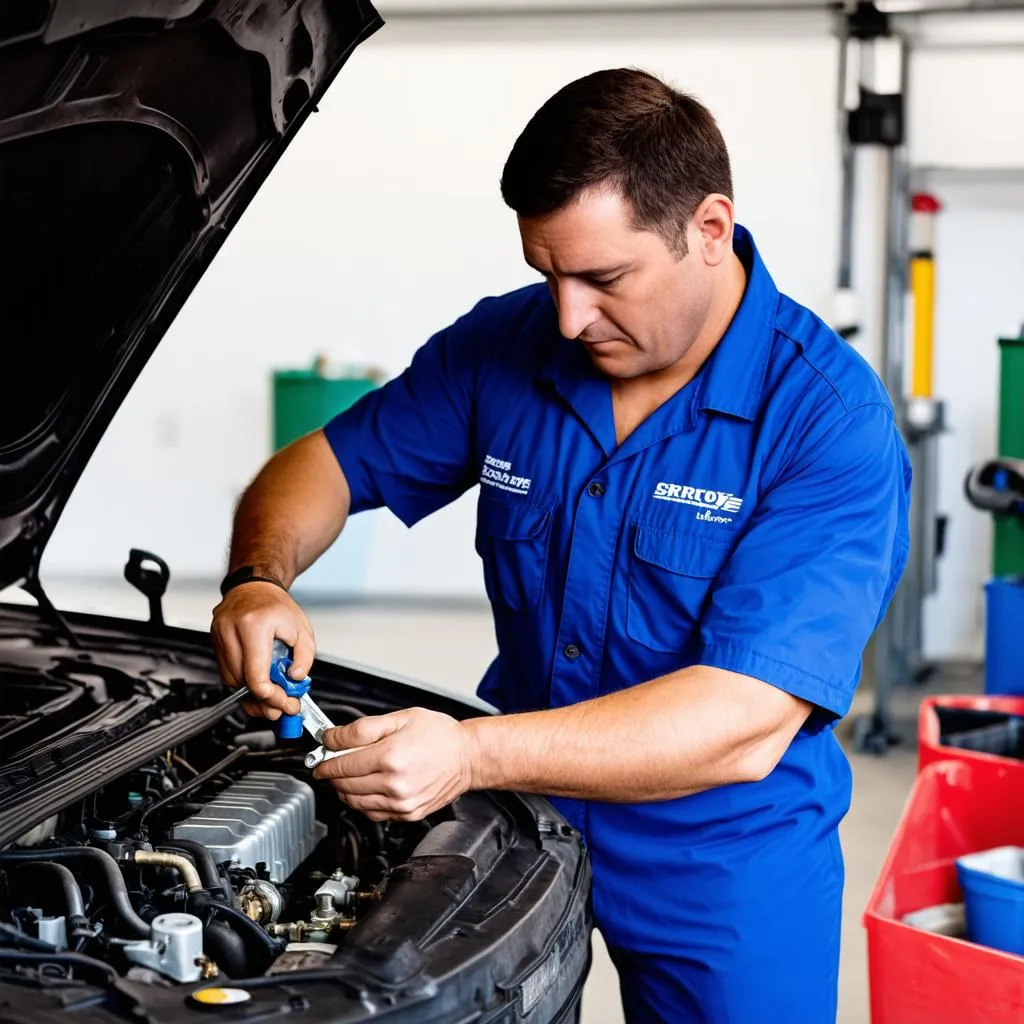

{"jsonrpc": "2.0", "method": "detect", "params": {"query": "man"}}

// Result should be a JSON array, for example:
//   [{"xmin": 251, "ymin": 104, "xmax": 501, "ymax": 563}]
[{"xmin": 212, "ymin": 69, "xmax": 911, "ymax": 1023}]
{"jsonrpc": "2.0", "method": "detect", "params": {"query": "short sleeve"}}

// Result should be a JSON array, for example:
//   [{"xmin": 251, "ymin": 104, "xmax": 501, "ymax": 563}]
[
  {"xmin": 322, "ymin": 305, "xmax": 486, "ymax": 528},
  {"xmin": 698, "ymin": 402, "xmax": 912, "ymax": 721}
]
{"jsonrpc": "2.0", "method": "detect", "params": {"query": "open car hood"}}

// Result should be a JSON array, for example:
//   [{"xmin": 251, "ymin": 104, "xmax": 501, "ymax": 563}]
[{"xmin": 0, "ymin": 0, "xmax": 383, "ymax": 591}]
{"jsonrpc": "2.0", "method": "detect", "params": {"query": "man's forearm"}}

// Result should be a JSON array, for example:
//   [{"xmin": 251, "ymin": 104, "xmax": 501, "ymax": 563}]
[
  {"xmin": 464, "ymin": 665, "xmax": 811, "ymax": 803},
  {"xmin": 228, "ymin": 431, "xmax": 351, "ymax": 587}
]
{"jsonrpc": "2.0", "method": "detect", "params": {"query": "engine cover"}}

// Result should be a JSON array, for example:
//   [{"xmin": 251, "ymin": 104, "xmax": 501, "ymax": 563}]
[{"xmin": 169, "ymin": 771, "xmax": 325, "ymax": 883}]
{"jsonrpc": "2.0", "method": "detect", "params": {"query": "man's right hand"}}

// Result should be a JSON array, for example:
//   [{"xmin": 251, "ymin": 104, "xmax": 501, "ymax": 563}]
[{"xmin": 211, "ymin": 582, "xmax": 317, "ymax": 721}]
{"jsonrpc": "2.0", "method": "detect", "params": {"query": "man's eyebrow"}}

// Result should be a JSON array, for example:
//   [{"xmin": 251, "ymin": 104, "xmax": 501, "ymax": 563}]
[{"xmin": 525, "ymin": 259, "xmax": 632, "ymax": 279}]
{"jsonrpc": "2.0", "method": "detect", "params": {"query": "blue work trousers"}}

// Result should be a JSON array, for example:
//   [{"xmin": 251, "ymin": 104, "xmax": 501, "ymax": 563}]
[
  {"xmin": 605, "ymin": 940, "xmax": 839, "ymax": 1023},
  {"xmin": 581, "ymin": 805, "xmax": 845, "ymax": 1024},
  {"xmin": 600, "ymin": 874, "xmax": 842, "ymax": 1024}
]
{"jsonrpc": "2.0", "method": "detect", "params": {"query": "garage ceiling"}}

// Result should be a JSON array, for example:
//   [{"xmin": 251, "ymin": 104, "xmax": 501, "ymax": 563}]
[{"xmin": 374, "ymin": 0, "xmax": 1024, "ymax": 16}]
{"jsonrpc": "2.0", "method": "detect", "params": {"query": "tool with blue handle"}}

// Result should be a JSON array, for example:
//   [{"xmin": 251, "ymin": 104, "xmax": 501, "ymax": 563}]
[
  {"xmin": 269, "ymin": 638, "xmax": 313, "ymax": 740},
  {"xmin": 268, "ymin": 638, "xmax": 363, "ymax": 767}
]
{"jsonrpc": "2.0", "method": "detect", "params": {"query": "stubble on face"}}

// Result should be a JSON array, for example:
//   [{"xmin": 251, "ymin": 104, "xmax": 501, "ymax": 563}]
[{"xmin": 518, "ymin": 187, "xmax": 718, "ymax": 382}]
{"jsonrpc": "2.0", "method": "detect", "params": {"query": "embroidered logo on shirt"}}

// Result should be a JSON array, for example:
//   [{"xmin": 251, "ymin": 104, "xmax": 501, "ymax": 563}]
[
  {"xmin": 652, "ymin": 482, "xmax": 743, "ymax": 523},
  {"xmin": 481, "ymin": 454, "xmax": 532, "ymax": 496}
]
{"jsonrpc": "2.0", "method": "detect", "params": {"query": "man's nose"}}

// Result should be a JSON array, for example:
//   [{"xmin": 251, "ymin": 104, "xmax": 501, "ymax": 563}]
[{"xmin": 554, "ymin": 281, "xmax": 599, "ymax": 340}]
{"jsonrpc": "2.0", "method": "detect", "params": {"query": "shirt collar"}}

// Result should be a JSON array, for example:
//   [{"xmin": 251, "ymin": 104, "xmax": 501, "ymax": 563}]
[
  {"xmin": 537, "ymin": 324, "xmax": 618, "ymax": 456},
  {"xmin": 695, "ymin": 223, "xmax": 779, "ymax": 422}
]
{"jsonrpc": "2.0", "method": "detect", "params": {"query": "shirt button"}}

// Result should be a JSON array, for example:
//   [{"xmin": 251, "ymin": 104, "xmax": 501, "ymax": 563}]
[
  {"xmin": 563, "ymin": 643, "xmax": 581, "ymax": 660},
  {"xmin": 587, "ymin": 481, "xmax": 605, "ymax": 498}
]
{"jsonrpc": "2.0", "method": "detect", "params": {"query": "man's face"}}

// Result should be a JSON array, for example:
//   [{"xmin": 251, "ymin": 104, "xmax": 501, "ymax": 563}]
[{"xmin": 518, "ymin": 187, "xmax": 717, "ymax": 380}]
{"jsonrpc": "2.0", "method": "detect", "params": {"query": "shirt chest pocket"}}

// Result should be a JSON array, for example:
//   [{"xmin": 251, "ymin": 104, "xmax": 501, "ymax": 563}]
[
  {"xmin": 626, "ymin": 525, "xmax": 734, "ymax": 653},
  {"xmin": 474, "ymin": 498, "xmax": 553, "ymax": 613}
]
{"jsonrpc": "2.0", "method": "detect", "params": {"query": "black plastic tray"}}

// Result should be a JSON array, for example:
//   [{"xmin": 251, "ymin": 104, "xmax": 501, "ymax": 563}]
[{"xmin": 935, "ymin": 706, "xmax": 1024, "ymax": 761}]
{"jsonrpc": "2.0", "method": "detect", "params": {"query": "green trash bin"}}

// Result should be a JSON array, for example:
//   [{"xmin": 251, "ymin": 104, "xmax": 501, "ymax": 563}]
[
  {"xmin": 271, "ymin": 358, "xmax": 383, "ymax": 599},
  {"xmin": 272, "ymin": 357, "xmax": 381, "ymax": 452},
  {"xmin": 995, "ymin": 334, "xmax": 1024, "ymax": 578}
]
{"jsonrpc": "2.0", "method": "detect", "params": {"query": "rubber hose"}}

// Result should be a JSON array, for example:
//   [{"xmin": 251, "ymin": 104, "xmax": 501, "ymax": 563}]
[
  {"xmin": 136, "ymin": 746, "xmax": 248, "ymax": 833},
  {"xmin": 15, "ymin": 861, "xmax": 86, "ymax": 918},
  {"xmin": 0, "ymin": 921, "xmax": 55, "ymax": 952},
  {"xmin": 203, "ymin": 920, "xmax": 247, "ymax": 978},
  {"xmin": 132, "ymin": 850, "xmax": 203, "ymax": 893},
  {"xmin": 156, "ymin": 841, "xmax": 232, "ymax": 903},
  {"xmin": 188, "ymin": 891, "xmax": 284, "ymax": 971},
  {"xmin": 0, "ymin": 847, "xmax": 150, "ymax": 939}
]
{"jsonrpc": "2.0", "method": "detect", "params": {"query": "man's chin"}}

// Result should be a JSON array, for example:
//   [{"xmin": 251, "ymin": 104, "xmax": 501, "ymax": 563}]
[{"xmin": 582, "ymin": 343, "xmax": 647, "ymax": 378}]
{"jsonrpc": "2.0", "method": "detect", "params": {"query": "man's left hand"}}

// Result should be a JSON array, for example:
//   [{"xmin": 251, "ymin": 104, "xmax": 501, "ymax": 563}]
[{"xmin": 312, "ymin": 708, "xmax": 476, "ymax": 821}]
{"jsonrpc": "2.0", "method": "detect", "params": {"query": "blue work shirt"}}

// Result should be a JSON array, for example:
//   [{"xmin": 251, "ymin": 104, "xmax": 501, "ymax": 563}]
[{"xmin": 324, "ymin": 225, "xmax": 911, "ymax": 1015}]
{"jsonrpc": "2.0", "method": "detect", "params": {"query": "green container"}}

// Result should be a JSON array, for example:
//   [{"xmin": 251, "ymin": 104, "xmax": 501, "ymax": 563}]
[
  {"xmin": 995, "ymin": 335, "xmax": 1024, "ymax": 577},
  {"xmin": 271, "ymin": 360, "xmax": 382, "ymax": 598},
  {"xmin": 272, "ymin": 359, "xmax": 380, "ymax": 452}
]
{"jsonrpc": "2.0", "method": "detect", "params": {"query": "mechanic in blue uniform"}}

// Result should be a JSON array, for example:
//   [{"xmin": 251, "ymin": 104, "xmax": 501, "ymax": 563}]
[{"xmin": 212, "ymin": 69, "xmax": 911, "ymax": 1023}]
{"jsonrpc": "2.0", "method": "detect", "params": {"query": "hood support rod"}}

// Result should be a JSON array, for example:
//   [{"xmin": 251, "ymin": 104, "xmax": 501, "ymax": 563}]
[{"xmin": 19, "ymin": 572, "xmax": 80, "ymax": 649}]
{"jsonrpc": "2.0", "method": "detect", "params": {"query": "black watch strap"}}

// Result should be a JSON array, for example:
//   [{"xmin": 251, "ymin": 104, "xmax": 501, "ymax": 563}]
[{"xmin": 219, "ymin": 565, "xmax": 288, "ymax": 598}]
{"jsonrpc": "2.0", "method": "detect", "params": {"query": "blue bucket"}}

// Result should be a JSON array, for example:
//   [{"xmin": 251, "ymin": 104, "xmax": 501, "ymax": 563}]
[
  {"xmin": 956, "ymin": 846, "xmax": 1024, "ymax": 955},
  {"xmin": 984, "ymin": 577, "xmax": 1024, "ymax": 695}
]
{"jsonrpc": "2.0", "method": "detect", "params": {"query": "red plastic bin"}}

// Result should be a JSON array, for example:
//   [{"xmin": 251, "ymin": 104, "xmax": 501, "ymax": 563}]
[
  {"xmin": 918, "ymin": 694, "xmax": 1024, "ymax": 773},
  {"xmin": 864, "ymin": 758, "xmax": 1024, "ymax": 1023}
]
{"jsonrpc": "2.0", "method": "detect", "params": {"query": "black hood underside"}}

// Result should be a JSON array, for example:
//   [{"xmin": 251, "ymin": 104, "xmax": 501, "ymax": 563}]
[{"xmin": 0, "ymin": 0, "xmax": 383, "ymax": 590}]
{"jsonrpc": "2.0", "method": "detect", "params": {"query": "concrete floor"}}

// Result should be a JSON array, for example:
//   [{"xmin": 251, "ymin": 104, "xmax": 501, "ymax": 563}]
[{"xmin": 17, "ymin": 579, "xmax": 978, "ymax": 1024}]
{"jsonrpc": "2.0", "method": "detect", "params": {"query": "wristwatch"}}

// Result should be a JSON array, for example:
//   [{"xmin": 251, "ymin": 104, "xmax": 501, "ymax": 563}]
[{"xmin": 219, "ymin": 565, "xmax": 288, "ymax": 598}]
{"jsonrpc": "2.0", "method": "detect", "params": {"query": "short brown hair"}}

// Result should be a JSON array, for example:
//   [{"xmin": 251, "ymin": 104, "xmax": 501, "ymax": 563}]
[{"xmin": 500, "ymin": 68, "xmax": 732, "ymax": 255}]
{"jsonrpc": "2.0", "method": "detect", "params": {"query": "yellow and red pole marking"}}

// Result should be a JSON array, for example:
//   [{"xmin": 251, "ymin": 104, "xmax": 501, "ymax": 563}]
[{"xmin": 909, "ymin": 192, "xmax": 941, "ymax": 402}]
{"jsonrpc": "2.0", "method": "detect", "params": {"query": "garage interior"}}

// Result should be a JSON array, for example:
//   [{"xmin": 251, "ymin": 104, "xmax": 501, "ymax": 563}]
[{"xmin": 5, "ymin": 1, "xmax": 1024, "ymax": 1022}]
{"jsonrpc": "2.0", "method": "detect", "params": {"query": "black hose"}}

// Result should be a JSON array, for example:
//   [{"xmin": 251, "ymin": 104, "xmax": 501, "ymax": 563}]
[
  {"xmin": 14, "ymin": 861, "xmax": 86, "ymax": 919},
  {"xmin": 0, "ymin": 922, "xmax": 56, "ymax": 952},
  {"xmin": 136, "ymin": 746, "xmax": 249, "ymax": 833},
  {"xmin": 203, "ymin": 921, "xmax": 247, "ymax": 979},
  {"xmin": 12, "ymin": 861, "xmax": 92, "ymax": 939},
  {"xmin": 0, "ymin": 949, "xmax": 117, "ymax": 985},
  {"xmin": 0, "ymin": 848, "xmax": 149, "ymax": 939},
  {"xmin": 188, "ymin": 891, "xmax": 284, "ymax": 973},
  {"xmin": 337, "ymin": 818, "xmax": 361, "ymax": 875},
  {"xmin": 155, "ymin": 841, "xmax": 231, "ymax": 903},
  {"xmin": 343, "ymin": 831, "xmax": 360, "ymax": 876}
]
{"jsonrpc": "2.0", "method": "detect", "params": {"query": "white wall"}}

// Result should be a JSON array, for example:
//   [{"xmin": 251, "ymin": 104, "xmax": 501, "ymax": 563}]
[
  {"xmin": 39, "ymin": 9, "xmax": 1024, "ymax": 658},
  {"xmin": 41, "ymin": 9, "xmax": 840, "ymax": 591}
]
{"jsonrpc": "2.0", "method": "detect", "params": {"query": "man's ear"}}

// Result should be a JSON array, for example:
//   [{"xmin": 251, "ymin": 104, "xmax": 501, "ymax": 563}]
[{"xmin": 693, "ymin": 194, "xmax": 735, "ymax": 267}]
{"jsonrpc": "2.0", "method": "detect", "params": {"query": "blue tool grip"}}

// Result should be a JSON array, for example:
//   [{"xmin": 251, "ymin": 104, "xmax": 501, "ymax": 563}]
[{"xmin": 269, "ymin": 639, "xmax": 311, "ymax": 740}]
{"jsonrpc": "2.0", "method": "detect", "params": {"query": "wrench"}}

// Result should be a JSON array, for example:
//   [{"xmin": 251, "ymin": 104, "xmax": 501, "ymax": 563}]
[{"xmin": 268, "ymin": 640, "xmax": 362, "ymax": 768}]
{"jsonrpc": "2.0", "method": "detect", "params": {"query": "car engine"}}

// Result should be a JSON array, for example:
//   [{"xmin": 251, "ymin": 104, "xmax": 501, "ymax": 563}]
[{"xmin": 0, "ymin": 719, "xmax": 432, "ymax": 986}]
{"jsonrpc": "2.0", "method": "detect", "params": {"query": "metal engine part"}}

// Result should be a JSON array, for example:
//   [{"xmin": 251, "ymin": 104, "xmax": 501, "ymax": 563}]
[
  {"xmin": 168, "ymin": 772, "xmax": 325, "ymax": 883},
  {"xmin": 266, "ymin": 942, "xmax": 337, "ymax": 974},
  {"xmin": 312, "ymin": 872, "xmax": 360, "ymax": 918},
  {"xmin": 238, "ymin": 878, "xmax": 285, "ymax": 924},
  {"xmin": 123, "ymin": 913, "xmax": 203, "ymax": 983},
  {"xmin": 268, "ymin": 870, "xmax": 361, "ymax": 943}
]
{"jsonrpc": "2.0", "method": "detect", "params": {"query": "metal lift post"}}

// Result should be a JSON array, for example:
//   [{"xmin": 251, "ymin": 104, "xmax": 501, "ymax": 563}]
[{"xmin": 835, "ymin": 2, "xmax": 947, "ymax": 754}]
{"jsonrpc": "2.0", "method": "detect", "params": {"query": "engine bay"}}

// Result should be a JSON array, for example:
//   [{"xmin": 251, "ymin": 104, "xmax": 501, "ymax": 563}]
[
  {"xmin": 0, "ymin": 608, "xmax": 591, "ymax": 1023},
  {"xmin": 0, "ymin": 705, "xmax": 432, "ymax": 986}
]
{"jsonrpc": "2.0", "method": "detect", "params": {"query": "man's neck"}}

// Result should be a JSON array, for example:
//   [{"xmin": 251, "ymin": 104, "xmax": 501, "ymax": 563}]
[{"xmin": 611, "ymin": 251, "xmax": 748, "ymax": 446}]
